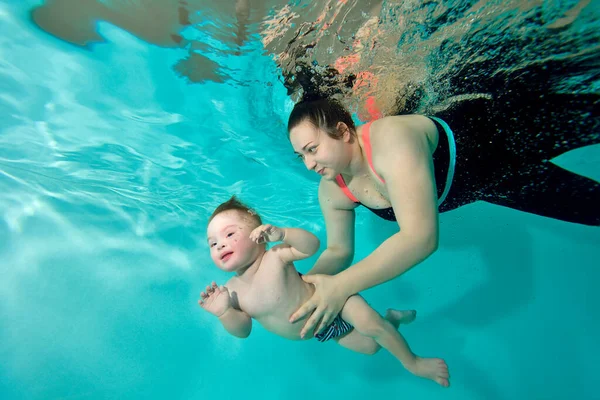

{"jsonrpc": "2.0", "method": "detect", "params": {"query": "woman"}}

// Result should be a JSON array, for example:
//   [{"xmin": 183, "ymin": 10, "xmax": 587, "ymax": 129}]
[{"xmin": 287, "ymin": 97, "xmax": 599, "ymax": 338}]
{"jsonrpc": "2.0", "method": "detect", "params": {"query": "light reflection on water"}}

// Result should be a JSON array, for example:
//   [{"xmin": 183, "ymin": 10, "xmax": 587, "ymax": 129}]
[{"xmin": 1, "ymin": 1, "xmax": 599, "ymax": 399}]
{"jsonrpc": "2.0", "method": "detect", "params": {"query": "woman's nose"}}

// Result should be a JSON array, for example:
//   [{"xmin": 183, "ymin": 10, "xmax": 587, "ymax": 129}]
[{"xmin": 303, "ymin": 156, "xmax": 317, "ymax": 170}]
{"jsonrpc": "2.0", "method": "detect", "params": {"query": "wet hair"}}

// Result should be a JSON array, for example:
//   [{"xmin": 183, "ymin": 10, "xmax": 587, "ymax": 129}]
[
  {"xmin": 287, "ymin": 98, "xmax": 356, "ymax": 142},
  {"xmin": 280, "ymin": 55, "xmax": 355, "ymax": 102},
  {"xmin": 209, "ymin": 196, "xmax": 262, "ymax": 228}
]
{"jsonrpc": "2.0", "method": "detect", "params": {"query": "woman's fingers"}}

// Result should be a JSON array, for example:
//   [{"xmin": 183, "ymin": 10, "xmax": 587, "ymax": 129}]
[
  {"xmin": 316, "ymin": 312, "xmax": 333, "ymax": 335},
  {"xmin": 300, "ymin": 306, "xmax": 325, "ymax": 338},
  {"xmin": 289, "ymin": 297, "xmax": 317, "ymax": 323}
]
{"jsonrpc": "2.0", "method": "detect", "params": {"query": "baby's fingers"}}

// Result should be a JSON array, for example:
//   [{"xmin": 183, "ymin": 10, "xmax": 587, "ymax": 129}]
[
  {"xmin": 249, "ymin": 229, "xmax": 261, "ymax": 242},
  {"xmin": 198, "ymin": 293, "xmax": 206, "ymax": 306},
  {"xmin": 217, "ymin": 285, "xmax": 229, "ymax": 295}
]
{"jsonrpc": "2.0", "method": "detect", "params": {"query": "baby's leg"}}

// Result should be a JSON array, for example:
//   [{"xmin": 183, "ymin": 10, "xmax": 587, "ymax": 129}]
[
  {"xmin": 335, "ymin": 329, "xmax": 380, "ymax": 355},
  {"xmin": 385, "ymin": 309, "xmax": 417, "ymax": 328},
  {"xmin": 340, "ymin": 295, "xmax": 450, "ymax": 387},
  {"xmin": 336, "ymin": 308, "xmax": 417, "ymax": 354}
]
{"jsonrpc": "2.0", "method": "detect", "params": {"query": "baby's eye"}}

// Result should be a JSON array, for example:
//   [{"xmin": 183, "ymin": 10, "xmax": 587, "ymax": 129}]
[
  {"xmin": 210, "ymin": 242, "xmax": 216, "ymax": 248},
  {"xmin": 227, "ymin": 232, "xmax": 234, "ymax": 237}
]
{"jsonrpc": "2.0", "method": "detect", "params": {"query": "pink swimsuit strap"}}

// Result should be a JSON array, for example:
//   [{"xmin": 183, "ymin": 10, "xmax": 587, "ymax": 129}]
[
  {"xmin": 335, "ymin": 121, "xmax": 385, "ymax": 203},
  {"xmin": 361, "ymin": 121, "xmax": 385, "ymax": 183}
]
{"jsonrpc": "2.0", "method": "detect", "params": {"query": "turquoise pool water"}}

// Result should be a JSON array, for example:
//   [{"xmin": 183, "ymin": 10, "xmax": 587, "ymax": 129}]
[{"xmin": 1, "ymin": 1, "xmax": 599, "ymax": 399}]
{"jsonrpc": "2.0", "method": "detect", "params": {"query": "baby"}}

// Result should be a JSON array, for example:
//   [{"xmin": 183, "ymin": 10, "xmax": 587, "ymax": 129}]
[{"xmin": 200, "ymin": 196, "xmax": 450, "ymax": 387}]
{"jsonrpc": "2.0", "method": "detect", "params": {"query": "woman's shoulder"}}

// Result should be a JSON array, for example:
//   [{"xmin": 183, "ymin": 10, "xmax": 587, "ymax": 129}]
[
  {"xmin": 369, "ymin": 114, "xmax": 437, "ymax": 151},
  {"xmin": 370, "ymin": 114, "xmax": 432, "ymax": 132}
]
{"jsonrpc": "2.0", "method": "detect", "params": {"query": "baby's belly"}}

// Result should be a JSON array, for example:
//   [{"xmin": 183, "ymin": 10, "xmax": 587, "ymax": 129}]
[
  {"xmin": 257, "ymin": 316, "xmax": 308, "ymax": 341},
  {"xmin": 250, "ymin": 274, "xmax": 315, "ymax": 341}
]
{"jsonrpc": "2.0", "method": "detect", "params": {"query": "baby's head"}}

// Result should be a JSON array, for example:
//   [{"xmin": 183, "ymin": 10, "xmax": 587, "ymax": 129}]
[{"xmin": 207, "ymin": 196, "xmax": 263, "ymax": 273}]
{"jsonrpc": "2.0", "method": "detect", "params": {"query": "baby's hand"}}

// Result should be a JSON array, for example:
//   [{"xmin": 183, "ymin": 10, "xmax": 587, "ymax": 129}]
[
  {"xmin": 199, "ymin": 282, "xmax": 232, "ymax": 318},
  {"xmin": 249, "ymin": 224, "xmax": 285, "ymax": 244}
]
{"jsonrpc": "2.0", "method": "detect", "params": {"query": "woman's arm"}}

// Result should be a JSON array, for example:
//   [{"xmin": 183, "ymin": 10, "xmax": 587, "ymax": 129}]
[
  {"xmin": 338, "ymin": 117, "xmax": 439, "ymax": 294},
  {"xmin": 306, "ymin": 179, "xmax": 357, "ymax": 275}
]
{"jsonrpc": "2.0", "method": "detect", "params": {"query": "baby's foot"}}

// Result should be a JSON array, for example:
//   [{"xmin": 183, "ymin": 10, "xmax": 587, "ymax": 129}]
[
  {"xmin": 410, "ymin": 357, "xmax": 450, "ymax": 387},
  {"xmin": 385, "ymin": 309, "xmax": 417, "ymax": 325}
]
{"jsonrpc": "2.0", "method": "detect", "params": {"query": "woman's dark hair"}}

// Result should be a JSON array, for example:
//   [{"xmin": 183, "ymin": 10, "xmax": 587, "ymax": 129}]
[{"xmin": 287, "ymin": 98, "xmax": 356, "ymax": 141}]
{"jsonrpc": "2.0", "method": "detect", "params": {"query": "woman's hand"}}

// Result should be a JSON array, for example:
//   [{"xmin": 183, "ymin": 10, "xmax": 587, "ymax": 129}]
[{"xmin": 289, "ymin": 274, "xmax": 350, "ymax": 339}]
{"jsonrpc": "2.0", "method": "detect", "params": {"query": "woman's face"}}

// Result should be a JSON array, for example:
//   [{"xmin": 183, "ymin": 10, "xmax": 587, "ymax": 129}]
[{"xmin": 289, "ymin": 120, "xmax": 352, "ymax": 180}]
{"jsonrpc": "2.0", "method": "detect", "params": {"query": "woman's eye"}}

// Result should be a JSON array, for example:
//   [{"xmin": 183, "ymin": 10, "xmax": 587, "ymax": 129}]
[{"xmin": 307, "ymin": 146, "xmax": 317, "ymax": 153}]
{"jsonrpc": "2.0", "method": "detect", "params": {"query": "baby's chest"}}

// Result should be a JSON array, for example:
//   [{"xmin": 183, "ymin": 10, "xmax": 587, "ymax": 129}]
[{"xmin": 236, "ymin": 269, "xmax": 292, "ymax": 317}]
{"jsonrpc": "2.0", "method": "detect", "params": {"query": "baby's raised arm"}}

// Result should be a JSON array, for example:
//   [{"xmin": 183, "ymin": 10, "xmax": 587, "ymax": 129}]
[{"xmin": 250, "ymin": 224, "xmax": 320, "ymax": 263}]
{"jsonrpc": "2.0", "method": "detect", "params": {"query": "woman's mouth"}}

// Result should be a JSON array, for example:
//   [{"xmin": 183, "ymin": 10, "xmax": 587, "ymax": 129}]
[{"xmin": 317, "ymin": 168, "xmax": 325, "ymax": 175}]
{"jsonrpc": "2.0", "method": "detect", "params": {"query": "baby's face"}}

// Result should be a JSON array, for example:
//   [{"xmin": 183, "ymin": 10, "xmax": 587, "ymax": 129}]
[{"xmin": 206, "ymin": 210, "xmax": 259, "ymax": 273}]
